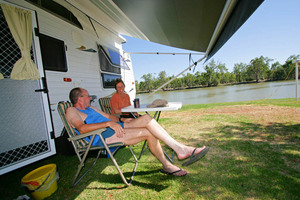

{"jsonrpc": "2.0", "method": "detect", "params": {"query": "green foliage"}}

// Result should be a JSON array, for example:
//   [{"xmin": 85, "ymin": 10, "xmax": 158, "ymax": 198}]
[
  {"xmin": 136, "ymin": 54, "xmax": 300, "ymax": 93},
  {"xmin": 248, "ymin": 56, "xmax": 272, "ymax": 82}
]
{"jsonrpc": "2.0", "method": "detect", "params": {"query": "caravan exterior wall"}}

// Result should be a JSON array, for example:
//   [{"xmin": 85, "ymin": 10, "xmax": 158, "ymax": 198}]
[
  {"xmin": 0, "ymin": 0, "xmax": 135, "ymax": 174},
  {"xmin": 8, "ymin": 0, "xmax": 135, "ymax": 137},
  {"xmin": 35, "ymin": 6, "xmax": 134, "ymax": 137}
]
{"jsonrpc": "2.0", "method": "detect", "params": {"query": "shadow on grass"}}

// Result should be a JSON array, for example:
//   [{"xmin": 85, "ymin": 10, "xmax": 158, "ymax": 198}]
[
  {"xmin": 49, "ymin": 146, "xmax": 169, "ymax": 199},
  {"xmin": 56, "ymin": 121, "xmax": 300, "ymax": 199},
  {"xmin": 1, "ymin": 121, "xmax": 299, "ymax": 199},
  {"xmin": 180, "ymin": 121, "xmax": 300, "ymax": 199},
  {"xmin": 85, "ymin": 170, "xmax": 167, "ymax": 191}
]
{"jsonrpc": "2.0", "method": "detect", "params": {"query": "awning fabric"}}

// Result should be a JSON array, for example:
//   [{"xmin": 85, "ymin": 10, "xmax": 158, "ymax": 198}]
[
  {"xmin": 62, "ymin": 0, "xmax": 264, "ymax": 59},
  {"xmin": 111, "ymin": 0, "xmax": 264, "ymax": 58},
  {"xmin": 206, "ymin": 0, "xmax": 264, "ymax": 60}
]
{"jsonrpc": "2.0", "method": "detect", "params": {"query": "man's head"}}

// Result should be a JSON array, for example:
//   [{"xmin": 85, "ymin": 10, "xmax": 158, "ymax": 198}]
[
  {"xmin": 69, "ymin": 87, "xmax": 82, "ymax": 104},
  {"xmin": 69, "ymin": 88, "xmax": 91, "ymax": 107}
]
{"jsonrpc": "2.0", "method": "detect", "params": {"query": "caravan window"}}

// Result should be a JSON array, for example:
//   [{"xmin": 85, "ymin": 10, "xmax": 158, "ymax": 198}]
[
  {"xmin": 107, "ymin": 49, "xmax": 121, "ymax": 67},
  {"xmin": 98, "ymin": 45, "xmax": 121, "ymax": 88},
  {"xmin": 101, "ymin": 74, "xmax": 121, "ymax": 88},
  {"xmin": 39, "ymin": 34, "xmax": 68, "ymax": 72},
  {"xmin": 26, "ymin": 0, "xmax": 82, "ymax": 29},
  {"xmin": 0, "ymin": 7, "xmax": 22, "ymax": 77},
  {"xmin": 98, "ymin": 45, "xmax": 121, "ymax": 74}
]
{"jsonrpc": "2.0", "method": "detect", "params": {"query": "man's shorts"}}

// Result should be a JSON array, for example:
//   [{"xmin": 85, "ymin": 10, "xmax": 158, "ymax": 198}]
[{"xmin": 85, "ymin": 122, "xmax": 124, "ymax": 147}]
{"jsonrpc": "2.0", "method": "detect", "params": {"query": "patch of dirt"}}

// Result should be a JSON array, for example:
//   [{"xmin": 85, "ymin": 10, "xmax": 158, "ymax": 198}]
[{"xmin": 163, "ymin": 105, "xmax": 300, "ymax": 125}]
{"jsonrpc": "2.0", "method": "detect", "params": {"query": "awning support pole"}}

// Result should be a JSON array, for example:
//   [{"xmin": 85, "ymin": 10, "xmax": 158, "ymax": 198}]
[
  {"xmin": 293, "ymin": 59, "xmax": 299, "ymax": 101},
  {"xmin": 296, "ymin": 62, "xmax": 299, "ymax": 101}
]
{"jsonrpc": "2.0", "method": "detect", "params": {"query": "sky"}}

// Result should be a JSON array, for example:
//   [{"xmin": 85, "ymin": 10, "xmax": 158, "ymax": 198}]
[{"xmin": 122, "ymin": 0, "xmax": 300, "ymax": 82}]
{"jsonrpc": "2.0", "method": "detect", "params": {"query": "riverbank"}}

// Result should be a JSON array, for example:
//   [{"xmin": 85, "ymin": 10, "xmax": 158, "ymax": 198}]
[
  {"xmin": 137, "ymin": 80, "xmax": 299, "ymax": 105},
  {"xmin": 1, "ymin": 99, "xmax": 299, "ymax": 200},
  {"xmin": 136, "ymin": 79, "xmax": 280, "ymax": 94}
]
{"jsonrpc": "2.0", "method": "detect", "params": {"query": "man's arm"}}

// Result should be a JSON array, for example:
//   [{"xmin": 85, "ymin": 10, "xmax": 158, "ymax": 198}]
[
  {"xmin": 66, "ymin": 107, "xmax": 126, "ymax": 136},
  {"xmin": 66, "ymin": 107, "xmax": 109, "ymax": 134}
]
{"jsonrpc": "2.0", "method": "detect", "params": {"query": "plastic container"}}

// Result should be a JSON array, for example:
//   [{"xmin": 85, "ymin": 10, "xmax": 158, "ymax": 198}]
[{"xmin": 21, "ymin": 164, "xmax": 59, "ymax": 200}]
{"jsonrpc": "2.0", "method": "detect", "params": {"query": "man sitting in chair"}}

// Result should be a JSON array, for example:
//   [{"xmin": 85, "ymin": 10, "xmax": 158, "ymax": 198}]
[{"xmin": 66, "ymin": 87, "xmax": 209, "ymax": 176}]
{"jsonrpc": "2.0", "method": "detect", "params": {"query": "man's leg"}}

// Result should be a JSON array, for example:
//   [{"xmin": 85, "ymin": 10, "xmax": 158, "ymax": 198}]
[
  {"xmin": 106, "ymin": 127, "xmax": 187, "ymax": 175},
  {"xmin": 124, "ymin": 115, "xmax": 206, "ymax": 160}
]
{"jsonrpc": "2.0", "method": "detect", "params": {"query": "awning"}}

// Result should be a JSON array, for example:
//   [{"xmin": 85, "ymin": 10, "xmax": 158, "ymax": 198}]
[
  {"xmin": 111, "ymin": 0, "xmax": 264, "ymax": 59},
  {"xmin": 62, "ymin": 0, "xmax": 264, "ymax": 59}
]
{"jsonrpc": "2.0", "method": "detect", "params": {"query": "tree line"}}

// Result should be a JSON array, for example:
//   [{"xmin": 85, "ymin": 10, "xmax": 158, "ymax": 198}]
[{"xmin": 135, "ymin": 55, "xmax": 300, "ymax": 93}]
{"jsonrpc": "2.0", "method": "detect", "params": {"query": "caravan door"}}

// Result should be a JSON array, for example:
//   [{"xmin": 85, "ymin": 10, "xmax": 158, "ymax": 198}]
[{"xmin": 0, "ymin": 3, "xmax": 55, "ymax": 174}]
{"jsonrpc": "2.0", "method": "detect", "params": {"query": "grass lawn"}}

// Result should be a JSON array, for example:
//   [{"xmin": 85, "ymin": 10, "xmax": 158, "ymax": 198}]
[{"xmin": 1, "ymin": 98, "xmax": 299, "ymax": 200}]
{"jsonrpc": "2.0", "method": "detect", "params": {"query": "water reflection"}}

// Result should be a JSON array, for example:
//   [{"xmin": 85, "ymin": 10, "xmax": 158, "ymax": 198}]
[{"xmin": 137, "ymin": 80, "xmax": 299, "ymax": 105}]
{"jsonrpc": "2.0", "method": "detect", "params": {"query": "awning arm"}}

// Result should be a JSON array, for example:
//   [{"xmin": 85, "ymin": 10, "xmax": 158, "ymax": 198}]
[
  {"xmin": 145, "ymin": 54, "xmax": 207, "ymax": 99},
  {"xmin": 128, "ymin": 52, "xmax": 205, "ymax": 55},
  {"xmin": 205, "ymin": 0, "xmax": 238, "ymax": 56}
]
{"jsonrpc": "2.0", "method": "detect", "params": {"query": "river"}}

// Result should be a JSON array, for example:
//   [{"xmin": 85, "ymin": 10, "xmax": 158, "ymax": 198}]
[{"xmin": 136, "ymin": 80, "xmax": 299, "ymax": 105}]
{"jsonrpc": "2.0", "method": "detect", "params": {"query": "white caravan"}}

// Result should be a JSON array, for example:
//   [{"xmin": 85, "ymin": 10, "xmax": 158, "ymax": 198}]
[
  {"xmin": 0, "ymin": 0, "xmax": 136, "ymax": 174},
  {"xmin": 0, "ymin": 0, "xmax": 263, "ymax": 174}
]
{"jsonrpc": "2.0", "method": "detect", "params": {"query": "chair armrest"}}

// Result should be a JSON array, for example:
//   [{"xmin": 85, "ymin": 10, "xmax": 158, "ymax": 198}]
[{"xmin": 68, "ymin": 128, "xmax": 106, "ymax": 142}]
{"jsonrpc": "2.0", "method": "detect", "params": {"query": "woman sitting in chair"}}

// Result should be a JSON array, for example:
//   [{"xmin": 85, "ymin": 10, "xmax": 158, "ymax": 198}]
[{"xmin": 110, "ymin": 79, "xmax": 139, "ymax": 118}]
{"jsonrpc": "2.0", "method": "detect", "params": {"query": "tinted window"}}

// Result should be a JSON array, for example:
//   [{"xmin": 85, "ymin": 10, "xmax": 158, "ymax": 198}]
[
  {"xmin": 39, "ymin": 34, "xmax": 68, "ymax": 72},
  {"xmin": 101, "ymin": 74, "xmax": 121, "ymax": 88},
  {"xmin": 107, "ymin": 49, "xmax": 121, "ymax": 66},
  {"xmin": 26, "ymin": 0, "xmax": 82, "ymax": 29},
  {"xmin": 98, "ymin": 45, "xmax": 121, "ymax": 74}
]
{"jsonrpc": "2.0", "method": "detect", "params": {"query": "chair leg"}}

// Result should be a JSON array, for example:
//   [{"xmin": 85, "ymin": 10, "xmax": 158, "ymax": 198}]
[
  {"xmin": 127, "ymin": 146, "xmax": 138, "ymax": 183},
  {"xmin": 138, "ymin": 141, "xmax": 148, "ymax": 160},
  {"xmin": 72, "ymin": 134, "xmax": 138, "ymax": 187},
  {"xmin": 101, "ymin": 135, "xmax": 138, "ymax": 186},
  {"xmin": 72, "ymin": 149, "xmax": 102, "ymax": 186},
  {"xmin": 72, "ymin": 135, "xmax": 100, "ymax": 187}
]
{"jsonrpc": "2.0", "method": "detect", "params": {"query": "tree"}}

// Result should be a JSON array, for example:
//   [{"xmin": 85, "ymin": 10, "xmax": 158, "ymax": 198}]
[
  {"xmin": 135, "ymin": 54, "xmax": 299, "ymax": 93},
  {"xmin": 138, "ymin": 81, "xmax": 148, "ymax": 92},
  {"xmin": 272, "ymin": 67, "xmax": 286, "ymax": 80},
  {"xmin": 248, "ymin": 56, "xmax": 272, "ymax": 82},
  {"xmin": 223, "ymin": 72, "xmax": 235, "ymax": 83},
  {"xmin": 281, "ymin": 55, "xmax": 300, "ymax": 80},
  {"xmin": 183, "ymin": 73, "xmax": 195, "ymax": 87},
  {"xmin": 170, "ymin": 75, "xmax": 183, "ymax": 89},
  {"xmin": 202, "ymin": 59, "xmax": 220, "ymax": 86},
  {"xmin": 286, "ymin": 54, "xmax": 300, "ymax": 63},
  {"xmin": 271, "ymin": 61, "xmax": 281, "ymax": 71},
  {"xmin": 194, "ymin": 71, "xmax": 202, "ymax": 86},
  {"xmin": 158, "ymin": 71, "xmax": 168, "ymax": 90},
  {"xmin": 269, "ymin": 61, "xmax": 282, "ymax": 80},
  {"xmin": 216, "ymin": 63, "xmax": 228, "ymax": 83},
  {"xmin": 135, "ymin": 80, "xmax": 140, "ymax": 91},
  {"xmin": 233, "ymin": 63, "xmax": 247, "ymax": 82},
  {"xmin": 141, "ymin": 73, "xmax": 154, "ymax": 92}
]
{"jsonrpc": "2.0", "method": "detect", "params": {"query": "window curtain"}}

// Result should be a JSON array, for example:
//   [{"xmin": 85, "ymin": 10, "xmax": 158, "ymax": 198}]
[
  {"xmin": 1, "ymin": 4, "xmax": 40, "ymax": 80},
  {"xmin": 0, "ymin": 73, "xmax": 4, "ymax": 79}
]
